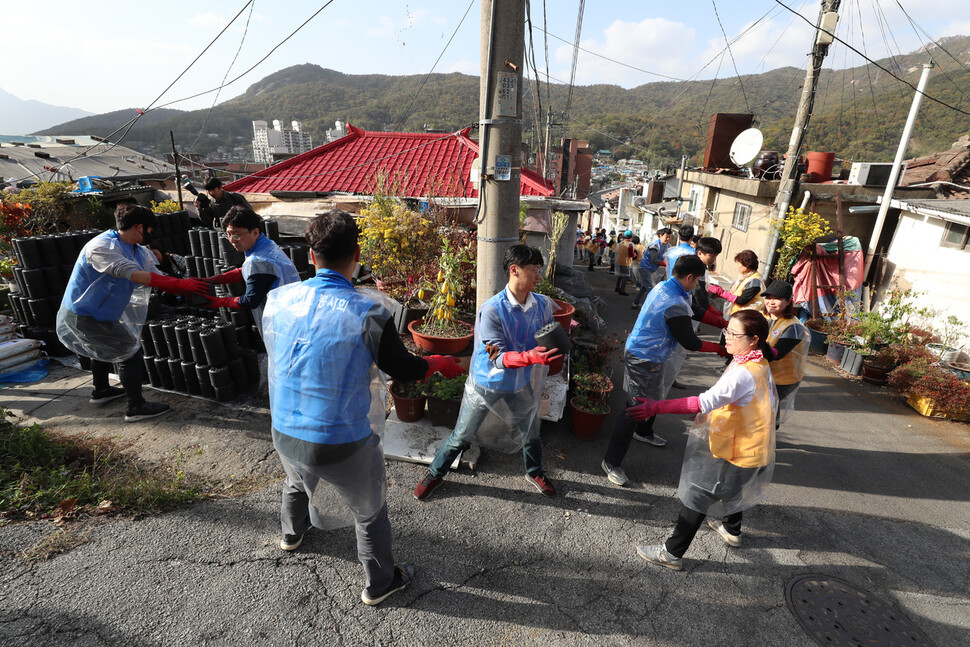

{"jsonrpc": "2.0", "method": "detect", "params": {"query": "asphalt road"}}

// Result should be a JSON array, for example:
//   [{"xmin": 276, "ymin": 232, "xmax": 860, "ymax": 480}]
[{"xmin": 1, "ymin": 261, "xmax": 968, "ymax": 646}]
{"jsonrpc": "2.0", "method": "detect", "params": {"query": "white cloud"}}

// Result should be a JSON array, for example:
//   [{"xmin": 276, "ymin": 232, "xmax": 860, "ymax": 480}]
[
  {"xmin": 189, "ymin": 12, "xmax": 227, "ymax": 29},
  {"xmin": 446, "ymin": 60, "xmax": 479, "ymax": 75}
]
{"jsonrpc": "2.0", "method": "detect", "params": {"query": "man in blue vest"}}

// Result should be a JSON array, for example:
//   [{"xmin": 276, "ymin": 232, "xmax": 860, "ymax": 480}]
[
  {"xmin": 601, "ymin": 255, "xmax": 728, "ymax": 487},
  {"xmin": 262, "ymin": 210, "xmax": 463, "ymax": 606},
  {"xmin": 201, "ymin": 206, "xmax": 300, "ymax": 335},
  {"xmin": 413, "ymin": 245, "xmax": 562, "ymax": 501},
  {"xmin": 664, "ymin": 224, "xmax": 696, "ymax": 280},
  {"xmin": 631, "ymin": 227, "xmax": 672, "ymax": 309},
  {"xmin": 56, "ymin": 204, "xmax": 210, "ymax": 422}
]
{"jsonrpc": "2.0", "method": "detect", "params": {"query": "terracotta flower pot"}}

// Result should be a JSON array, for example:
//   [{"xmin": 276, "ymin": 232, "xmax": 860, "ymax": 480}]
[
  {"xmin": 826, "ymin": 341, "xmax": 847, "ymax": 364},
  {"xmin": 391, "ymin": 389, "xmax": 426, "ymax": 423},
  {"xmin": 860, "ymin": 360, "xmax": 891, "ymax": 386},
  {"xmin": 570, "ymin": 397, "xmax": 610, "ymax": 440},
  {"xmin": 552, "ymin": 298, "xmax": 575, "ymax": 332},
  {"xmin": 408, "ymin": 319, "xmax": 473, "ymax": 355},
  {"xmin": 548, "ymin": 353, "xmax": 565, "ymax": 376}
]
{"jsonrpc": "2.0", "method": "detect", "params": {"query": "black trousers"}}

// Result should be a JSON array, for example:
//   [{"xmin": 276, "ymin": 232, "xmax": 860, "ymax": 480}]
[
  {"xmin": 603, "ymin": 399, "xmax": 655, "ymax": 466},
  {"xmin": 665, "ymin": 503, "xmax": 743, "ymax": 558},
  {"xmin": 90, "ymin": 349, "xmax": 145, "ymax": 408}
]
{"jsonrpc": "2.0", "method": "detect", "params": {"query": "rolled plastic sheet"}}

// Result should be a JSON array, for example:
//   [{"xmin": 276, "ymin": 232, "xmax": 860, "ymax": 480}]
[
  {"xmin": 677, "ymin": 360, "xmax": 777, "ymax": 517},
  {"xmin": 55, "ymin": 281, "xmax": 150, "ymax": 363}
]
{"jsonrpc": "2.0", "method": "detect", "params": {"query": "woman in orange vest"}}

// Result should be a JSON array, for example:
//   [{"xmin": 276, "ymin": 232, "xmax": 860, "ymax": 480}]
[
  {"xmin": 708, "ymin": 249, "xmax": 765, "ymax": 314},
  {"xmin": 762, "ymin": 280, "xmax": 809, "ymax": 427},
  {"xmin": 627, "ymin": 309, "xmax": 777, "ymax": 570}
]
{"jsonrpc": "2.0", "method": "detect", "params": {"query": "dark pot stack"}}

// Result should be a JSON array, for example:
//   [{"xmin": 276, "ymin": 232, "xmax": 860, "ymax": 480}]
[
  {"xmin": 9, "ymin": 230, "xmax": 100, "ymax": 354},
  {"xmin": 280, "ymin": 242, "xmax": 315, "ymax": 281},
  {"xmin": 152, "ymin": 210, "xmax": 192, "ymax": 256},
  {"xmin": 141, "ymin": 315, "xmax": 261, "ymax": 402}
]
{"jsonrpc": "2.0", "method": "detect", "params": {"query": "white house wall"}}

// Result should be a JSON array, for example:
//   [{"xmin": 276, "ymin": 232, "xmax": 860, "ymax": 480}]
[{"xmin": 886, "ymin": 212, "xmax": 970, "ymax": 352}]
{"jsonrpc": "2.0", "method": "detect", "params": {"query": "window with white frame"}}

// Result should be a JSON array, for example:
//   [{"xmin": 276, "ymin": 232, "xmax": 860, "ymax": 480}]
[
  {"xmin": 940, "ymin": 221, "xmax": 970, "ymax": 250},
  {"xmin": 732, "ymin": 203, "xmax": 752, "ymax": 232},
  {"xmin": 688, "ymin": 187, "xmax": 703, "ymax": 215}
]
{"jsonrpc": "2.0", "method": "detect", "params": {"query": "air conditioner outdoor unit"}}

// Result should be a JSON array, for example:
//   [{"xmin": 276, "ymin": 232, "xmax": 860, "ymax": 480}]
[{"xmin": 847, "ymin": 162, "xmax": 906, "ymax": 187}]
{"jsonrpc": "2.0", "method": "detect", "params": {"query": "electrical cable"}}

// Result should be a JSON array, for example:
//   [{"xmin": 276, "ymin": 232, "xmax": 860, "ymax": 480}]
[
  {"xmin": 392, "ymin": 0, "xmax": 475, "ymax": 130},
  {"xmin": 773, "ymin": 0, "xmax": 970, "ymax": 117},
  {"xmin": 711, "ymin": 0, "xmax": 751, "ymax": 114},
  {"xmin": 563, "ymin": 0, "xmax": 586, "ymax": 120},
  {"xmin": 184, "ymin": 0, "xmax": 257, "ymax": 157}
]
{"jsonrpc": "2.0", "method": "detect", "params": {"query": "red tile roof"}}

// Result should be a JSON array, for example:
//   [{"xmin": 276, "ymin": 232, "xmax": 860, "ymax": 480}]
[{"xmin": 224, "ymin": 124, "xmax": 554, "ymax": 198}]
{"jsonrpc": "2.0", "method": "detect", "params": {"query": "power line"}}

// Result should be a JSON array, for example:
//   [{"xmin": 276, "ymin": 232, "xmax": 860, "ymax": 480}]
[
  {"xmin": 536, "ymin": 28, "xmax": 686, "ymax": 82},
  {"xmin": 772, "ymin": 0, "xmax": 970, "ymax": 117},
  {"xmin": 711, "ymin": 0, "xmax": 751, "ymax": 114},
  {"xmin": 392, "ymin": 0, "xmax": 475, "ymax": 130},
  {"xmin": 563, "ymin": 0, "xmax": 586, "ymax": 120},
  {"xmin": 154, "ymin": 0, "xmax": 337, "ymax": 111},
  {"xmin": 185, "ymin": 0, "xmax": 257, "ymax": 156}
]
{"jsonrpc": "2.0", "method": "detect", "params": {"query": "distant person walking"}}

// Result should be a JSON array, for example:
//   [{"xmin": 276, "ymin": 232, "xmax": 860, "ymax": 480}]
[
  {"xmin": 614, "ymin": 230, "xmax": 636, "ymax": 296},
  {"xmin": 632, "ymin": 228, "xmax": 671, "ymax": 310}
]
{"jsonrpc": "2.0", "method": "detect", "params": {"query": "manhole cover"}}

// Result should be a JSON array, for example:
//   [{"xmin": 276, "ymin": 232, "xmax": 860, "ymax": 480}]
[{"xmin": 785, "ymin": 574, "xmax": 935, "ymax": 647}]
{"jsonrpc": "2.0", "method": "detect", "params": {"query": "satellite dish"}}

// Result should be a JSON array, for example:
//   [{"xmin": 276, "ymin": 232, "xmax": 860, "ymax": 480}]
[{"xmin": 730, "ymin": 128, "xmax": 764, "ymax": 167}]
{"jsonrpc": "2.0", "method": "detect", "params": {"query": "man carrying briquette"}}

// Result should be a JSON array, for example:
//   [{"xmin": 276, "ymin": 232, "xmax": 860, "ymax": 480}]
[
  {"xmin": 56, "ymin": 204, "xmax": 210, "ymax": 421},
  {"xmin": 261, "ymin": 210, "xmax": 464, "ymax": 606},
  {"xmin": 195, "ymin": 177, "xmax": 253, "ymax": 230}
]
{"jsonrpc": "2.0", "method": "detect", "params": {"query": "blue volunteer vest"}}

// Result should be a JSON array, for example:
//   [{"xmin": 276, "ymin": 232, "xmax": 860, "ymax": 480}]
[
  {"xmin": 625, "ymin": 277, "xmax": 692, "ymax": 363},
  {"xmin": 264, "ymin": 270, "xmax": 382, "ymax": 445},
  {"xmin": 664, "ymin": 242, "xmax": 696, "ymax": 279},
  {"xmin": 243, "ymin": 233, "xmax": 301, "ymax": 331},
  {"xmin": 62, "ymin": 230, "xmax": 152, "ymax": 321},
  {"xmin": 639, "ymin": 238, "xmax": 668, "ymax": 273},
  {"xmin": 470, "ymin": 290, "xmax": 554, "ymax": 393}
]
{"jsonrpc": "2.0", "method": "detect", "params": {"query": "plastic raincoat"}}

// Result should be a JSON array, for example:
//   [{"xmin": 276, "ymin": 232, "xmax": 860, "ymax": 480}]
[
  {"xmin": 677, "ymin": 357, "xmax": 777, "ymax": 517},
  {"xmin": 728, "ymin": 271, "xmax": 766, "ymax": 315},
  {"xmin": 262, "ymin": 270, "xmax": 389, "ymax": 527},
  {"xmin": 456, "ymin": 289, "xmax": 554, "ymax": 453},
  {"xmin": 244, "ymin": 233, "xmax": 301, "ymax": 335},
  {"xmin": 56, "ymin": 230, "xmax": 156, "ymax": 362},
  {"xmin": 664, "ymin": 242, "xmax": 695, "ymax": 280},
  {"xmin": 624, "ymin": 277, "xmax": 692, "ymax": 399}
]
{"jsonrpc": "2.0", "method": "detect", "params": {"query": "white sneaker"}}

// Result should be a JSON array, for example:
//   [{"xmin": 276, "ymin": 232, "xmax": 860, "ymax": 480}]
[
  {"xmin": 632, "ymin": 432, "xmax": 667, "ymax": 447},
  {"xmin": 637, "ymin": 544, "xmax": 682, "ymax": 571},
  {"xmin": 707, "ymin": 518, "xmax": 741, "ymax": 547},
  {"xmin": 601, "ymin": 460, "xmax": 629, "ymax": 486}
]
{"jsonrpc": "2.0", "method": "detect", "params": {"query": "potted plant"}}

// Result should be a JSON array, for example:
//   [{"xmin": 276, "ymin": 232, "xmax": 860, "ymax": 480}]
[
  {"xmin": 424, "ymin": 373, "xmax": 467, "ymax": 428},
  {"xmin": 390, "ymin": 380, "xmax": 426, "ymax": 423},
  {"xmin": 769, "ymin": 206, "xmax": 832, "ymax": 280},
  {"xmin": 860, "ymin": 347, "xmax": 897, "ymax": 386},
  {"xmin": 410, "ymin": 235, "xmax": 475, "ymax": 354},
  {"xmin": 569, "ymin": 392, "xmax": 610, "ymax": 441},
  {"xmin": 805, "ymin": 317, "xmax": 830, "ymax": 355},
  {"xmin": 928, "ymin": 315, "xmax": 966, "ymax": 363},
  {"xmin": 906, "ymin": 365, "xmax": 970, "ymax": 421}
]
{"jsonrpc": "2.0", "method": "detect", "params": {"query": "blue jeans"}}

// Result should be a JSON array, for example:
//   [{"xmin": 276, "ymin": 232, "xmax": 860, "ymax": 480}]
[
  {"xmin": 632, "ymin": 271, "xmax": 656, "ymax": 308},
  {"xmin": 428, "ymin": 385, "xmax": 543, "ymax": 478}
]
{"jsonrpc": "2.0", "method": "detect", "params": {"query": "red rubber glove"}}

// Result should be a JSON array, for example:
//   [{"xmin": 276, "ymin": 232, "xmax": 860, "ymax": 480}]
[
  {"xmin": 658, "ymin": 260, "xmax": 667, "ymax": 267},
  {"xmin": 501, "ymin": 346, "xmax": 561, "ymax": 368},
  {"xmin": 202, "ymin": 268, "xmax": 244, "ymax": 285},
  {"xmin": 203, "ymin": 295, "xmax": 241, "ymax": 310},
  {"xmin": 699, "ymin": 341, "xmax": 730, "ymax": 357},
  {"xmin": 700, "ymin": 305, "xmax": 728, "ymax": 329},
  {"xmin": 424, "ymin": 355, "xmax": 464, "ymax": 379},
  {"xmin": 627, "ymin": 395, "xmax": 702, "ymax": 420},
  {"xmin": 148, "ymin": 273, "xmax": 210, "ymax": 296},
  {"xmin": 707, "ymin": 283, "xmax": 737, "ymax": 302}
]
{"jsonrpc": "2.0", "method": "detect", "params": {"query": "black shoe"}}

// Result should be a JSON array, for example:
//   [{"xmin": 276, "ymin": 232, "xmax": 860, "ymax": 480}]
[
  {"xmin": 280, "ymin": 524, "xmax": 311, "ymax": 551},
  {"xmin": 89, "ymin": 386, "xmax": 126, "ymax": 405},
  {"xmin": 618, "ymin": 291, "xmax": 630, "ymax": 296},
  {"xmin": 361, "ymin": 564, "xmax": 415, "ymax": 606},
  {"xmin": 124, "ymin": 401, "xmax": 171, "ymax": 423},
  {"xmin": 671, "ymin": 381, "xmax": 686, "ymax": 389}
]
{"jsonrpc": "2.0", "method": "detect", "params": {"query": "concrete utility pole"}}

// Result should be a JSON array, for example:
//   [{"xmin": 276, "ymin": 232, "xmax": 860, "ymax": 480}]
[
  {"xmin": 763, "ymin": 0, "xmax": 841, "ymax": 278},
  {"xmin": 477, "ymin": 0, "xmax": 526, "ymax": 309},
  {"xmin": 862, "ymin": 61, "xmax": 934, "ymax": 283}
]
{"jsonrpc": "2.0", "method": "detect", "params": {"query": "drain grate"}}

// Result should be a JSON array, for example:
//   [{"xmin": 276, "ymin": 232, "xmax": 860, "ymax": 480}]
[{"xmin": 785, "ymin": 574, "xmax": 935, "ymax": 647}]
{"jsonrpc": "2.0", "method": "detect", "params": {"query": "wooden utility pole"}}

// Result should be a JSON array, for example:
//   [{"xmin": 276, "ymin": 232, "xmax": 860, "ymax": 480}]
[
  {"xmin": 763, "ymin": 0, "xmax": 841, "ymax": 278},
  {"xmin": 476, "ymin": 0, "xmax": 526, "ymax": 309}
]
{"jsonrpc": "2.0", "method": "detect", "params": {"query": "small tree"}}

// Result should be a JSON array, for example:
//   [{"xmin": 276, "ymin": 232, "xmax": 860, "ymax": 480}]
[{"xmin": 769, "ymin": 206, "xmax": 832, "ymax": 280}]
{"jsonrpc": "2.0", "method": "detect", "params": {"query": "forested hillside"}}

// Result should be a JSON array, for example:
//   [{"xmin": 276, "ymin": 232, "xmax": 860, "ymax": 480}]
[{"xmin": 36, "ymin": 35, "xmax": 970, "ymax": 166}]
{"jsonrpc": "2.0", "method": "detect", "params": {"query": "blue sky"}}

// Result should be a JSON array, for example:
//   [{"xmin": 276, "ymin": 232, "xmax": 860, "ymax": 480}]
[{"xmin": 6, "ymin": 0, "xmax": 967, "ymax": 114}]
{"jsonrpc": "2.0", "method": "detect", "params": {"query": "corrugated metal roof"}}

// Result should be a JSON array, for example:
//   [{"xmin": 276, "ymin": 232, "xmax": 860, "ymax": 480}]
[
  {"xmin": 224, "ymin": 124, "xmax": 553, "ymax": 198},
  {"xmin": 893, "ymin": 198, "xmax": 970, "ymax": 226},
  {"xmin": 0, "ymin": 135, "xmax": 175, "ymax": 184}
]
